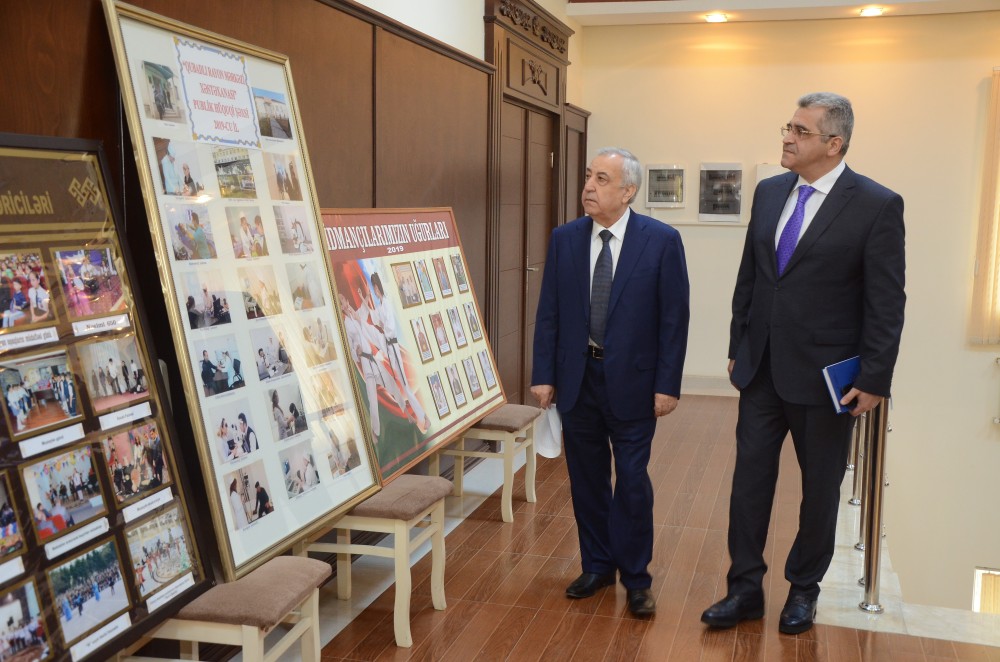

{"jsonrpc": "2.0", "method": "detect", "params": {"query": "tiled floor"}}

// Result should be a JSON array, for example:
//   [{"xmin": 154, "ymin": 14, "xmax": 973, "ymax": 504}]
[{"xmin": 294, "ymin": 395, "xmax": 1000, "ymax": 661}]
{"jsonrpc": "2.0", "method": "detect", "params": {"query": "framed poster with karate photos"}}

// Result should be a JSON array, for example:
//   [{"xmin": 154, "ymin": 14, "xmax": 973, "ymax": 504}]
[
  {"xmin": 0, "ymin": 131, "xmax": 212, "ymax": 661},
  {"xmin": 102, "ymin": 0, "xmax": 380, "ymax": 579}
]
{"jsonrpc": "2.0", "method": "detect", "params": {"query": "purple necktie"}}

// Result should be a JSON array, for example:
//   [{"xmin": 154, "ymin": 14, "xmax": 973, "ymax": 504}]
[{"xmin": 776, "ymin": 185, "xmax": 816, "ymax": 276}]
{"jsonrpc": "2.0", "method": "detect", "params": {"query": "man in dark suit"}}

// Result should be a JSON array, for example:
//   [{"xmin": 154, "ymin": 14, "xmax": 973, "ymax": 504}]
[
  {"xmin": 701, "ymin": 93, "xmax": 905, "ymax": 634},
  {"xmin": 531, "ymin": 147, "xmax": 690, "ymax": 616}
]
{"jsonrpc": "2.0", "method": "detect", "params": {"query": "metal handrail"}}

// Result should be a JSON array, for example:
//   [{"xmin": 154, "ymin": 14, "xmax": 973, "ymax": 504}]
[{"xmin": 859, "ymin": 398, "xmax": 889, "ymax": 614}]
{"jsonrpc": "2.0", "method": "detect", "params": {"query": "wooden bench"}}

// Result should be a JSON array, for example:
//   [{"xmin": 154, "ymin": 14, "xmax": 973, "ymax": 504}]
[
  {"xmin": 307, "ymin": 474, "xmax": 452, "ymax": 647},
  {"xmin": 430, "ymin": 404, "xmax": 542, "ymax": 522}
]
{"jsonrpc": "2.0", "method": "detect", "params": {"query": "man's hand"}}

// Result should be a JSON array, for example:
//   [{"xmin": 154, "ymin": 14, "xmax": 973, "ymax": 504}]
[
  {"xmin": 841, "ymin": 387, "xmax": 882, "ymax": 417},
  {"xmin": 654, "ymin": 393, "xmax": 678, "ymax": 417},
  {"xmin": 531, "ymin": 385, "xmax": 555, "ymax": 409},
  {"xmin": 728, "ymin": 359, "xmax": 740, "ymax": 390}
]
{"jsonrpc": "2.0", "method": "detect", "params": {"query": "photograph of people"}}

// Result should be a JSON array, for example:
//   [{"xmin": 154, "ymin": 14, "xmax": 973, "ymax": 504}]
[
  {"xmin": 22, "ymin": 445, "xmax": 106, "ymax": 542},
  {"xmin": 48, "ymin": 540, "xmax": 129, "ymax": 645},
  {"xmin": 285, "ymin": 262, "xmax": 325, "ymax": 311},
  {"xmin": 390, "ymin": 262, "xmax": 422, "ymax": 308},
  {"xmin": 250, "ymin": 325, "xmax": 295, "ymax": 381},
  {"xmin": 0, "ymin": 251, "xmax": 56, "ymax": 331},
  {"xmin": 225, "ymin": 206, "xmax": 264, "ymax": 259},
  {"xmin": 432, "ymin": 256, "xmax": 452, "ymax": 296},
  {"xmin": 0, "ymin": 580, "xmax": 51, "ymax": 661},
  {"xmin": 409, "ymin": 317, "xmax": 433, "ymax": 363},
  {"xmin": 78, "ymin": 334, "xmax": 150, "ymax": 413},
  {"xmin": 52, "ymin": 246, "xmax": 127, "ymax": 321},
  {"xmin": 177, "ymin": 269, "xmax": 231, "ymax": 330},
  {"xmin": 463, "ymin": 301, "xmax": 484, "ymax": 341},
  {"xmin": 446, "ymin": 306, "xmax": 468, "ymax": 348},
  {"xmin": 301, "ymin": 315, "xmax": 336, "ymax": 367},
  {"xmin": 227, "ymin": 477, "xmax": 249, "ymax": 530},
  {"xmin": 263, "ymin": 151, "xmax": 303, "ymax": 201},
  {"xmin": 0, "ymin": 475, "xmax": 24, "ymax": 558},
  {"xmin": 207, "ymin": 398, "xmax": 262, "ymax": 464},
  {"xmin": 100, "ymin": 421, "xmax": 170, "ymax": 503},
  {"xmin": 426, "ymin": 372, "xmax": 449, "ymax": 418},
  {"xmin": 445, "ymin": 363, "xmax": 466, "ymax": 407},
  {"xmin": 477, "ymin": 349, "xmax": 498, "ymax": 390},
  {"xmin": 268, "ymin": 381, "xmax": 308, "ymax": 441},
  {"xmin": 413, "ymin": 258, "xmax": 436, "ymax": 302},
  {"xmin": 165, "ymin": 204, "xmax": 216, "ymax": 261},
  {"xmin": 273, "ymin": 206, "xmax": 313, "ymax": 254},
  {"xmin": 125, "ymin": 505, "xmax": 194, "ymax": 599},
  {"xmin": 428, "ymin": 312, "xmax": 451, "ymax": 355},
  {"xmin": 213, "ymin": 146, "xmax": 257, "ymax": 199},
  {"xmin": 449, "ymin": 253, "xmax": 470, "ymax": 293},
  {"xmin": 0, "ymin": 349, "xmax": 82, "ymax": 439},
  {"xmin": 192, "ymin": 334, "xmax": 246, "ymax": 397},
  {"xmin": 309, "ymin": 367, "xmax": 348, "ymax": 414},
  {"xmin": 253, "ymin": 87, "xmax": 293, "ymax": 140},
  {"xmin": 157, "ymin": 139, "xmax": 183, "ymax": 195},
  {"xmin": 141, "ymin": 61, "xmax": 184, "ymax": 122},
  {"xmin": 223, "ymin": 462, "xmax": 273, "ymax": 530},
  {"xmin": 25, "ymin": 271, "xmax": 51, "ymax": 325},
  {"xmin": 317, "ymin": 413, "xmax": 363, "ymax": 478},
  {"xmin": 237, "ymin": 265, "xmax": 282, "ymax": 319},
  {"xmin": 462, "ymin": 357, "xmax": 483, "ymax": 399},
  {"xmin": 279, "ymin": 441, "xmax": 320, "ymax": 498}
]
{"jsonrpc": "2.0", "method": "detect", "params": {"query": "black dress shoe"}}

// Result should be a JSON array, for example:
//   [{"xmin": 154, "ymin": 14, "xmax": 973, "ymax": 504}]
[
  {"xmin": 700, "ymin": 592, "xmax": 765, "ymax": 628},
  {"xmin": 627, "ymin": 588, "xmax": 656, "ymax": 616},
  {"xmin": 565, "ymin": 572, "xmax": 616, "ymax": 598},
  {"xmin": 779, "ymin": 595, "xmax": 817, "ymax": 634}
]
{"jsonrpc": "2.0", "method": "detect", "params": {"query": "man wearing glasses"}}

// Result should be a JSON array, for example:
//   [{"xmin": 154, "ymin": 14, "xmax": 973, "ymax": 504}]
[{"xmin": 702, "ymin": 93, "xmax": 905, "ymax": 634}]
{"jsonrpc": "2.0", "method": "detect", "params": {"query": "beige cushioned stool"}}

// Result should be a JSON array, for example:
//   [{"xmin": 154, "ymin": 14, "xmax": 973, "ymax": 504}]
[
  {"xmin": 151, "ymin": 555, "xmax": 331, "ymax": 662},
  {"xmin": 308, "ymin": 474, "xmax": 452, "ymax": 647},
  {"xmin": 430, "ymin": 404, "xmax": 542, "ymax": 523}
]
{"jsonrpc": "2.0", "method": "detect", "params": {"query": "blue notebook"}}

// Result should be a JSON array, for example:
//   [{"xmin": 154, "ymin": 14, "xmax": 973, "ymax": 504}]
[{"xmin": 822, "ymin": 355, "xmax": 860, "ymax": 415}]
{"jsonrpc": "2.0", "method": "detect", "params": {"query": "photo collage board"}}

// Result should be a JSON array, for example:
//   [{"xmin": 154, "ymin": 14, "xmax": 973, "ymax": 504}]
[
  {"xmin": 0, "ymin": 134, "xmax": 212, "ymax": 662},
  {"xmin": 103, "ymin": 1, "xmax": 380, "ymax": 578},
  {"xmin": 321, "ymin": 209, "xmax": 505, "ymax": 481}
]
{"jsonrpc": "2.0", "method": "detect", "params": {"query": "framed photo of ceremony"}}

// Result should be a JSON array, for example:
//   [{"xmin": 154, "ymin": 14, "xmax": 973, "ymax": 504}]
[
  {"xmin": 103, "ymin": 0, "xmax": 380, "ymax": 579},
  {"xmin": 0, "ymin": 129, "xmax": 213, "ymax": 661},
  {"xmin": 321, "ymin": 208, "xmax": 505, "ymax": 482}
]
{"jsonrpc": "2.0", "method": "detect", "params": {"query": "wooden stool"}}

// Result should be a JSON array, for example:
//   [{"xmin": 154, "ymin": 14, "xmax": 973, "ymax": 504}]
[
  {"xmin": 308, "ymin": 474, "xmax": 452, "ymax": 647},
  {"xmin": 431, "ymin": 404, "xmax": 542, "ymax": 522},
  {"xmin": 148, "ymin": 555, "xmax": 330, "ymax": 662}
]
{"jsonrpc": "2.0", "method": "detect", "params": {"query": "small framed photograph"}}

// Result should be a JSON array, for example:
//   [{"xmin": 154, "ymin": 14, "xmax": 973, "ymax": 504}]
[
  {"xmin": 152, "ymin": 138, "xmax": 202, "ymax": 197},
  {"xmin": 224, "ymin": 205, "xmax": 265, "ymax": 259},
  {"xmin": 300, "ymin": 314, "xmax": 337, "ymax": 367},
  {"xmin": 646, "ymin": 164, "xmax": 685, "ymax": 208},
  {"xmin": 267, "ymin": 379, "xmax": 308, "ymax": 441},
  {"xmin": 428, "ymin": 312, "xmax": 451, "ymax": 355},
  {"xmin": 254, "ymin": 87, "xmax": 295, "ymax": 141},
  {"xmin": 1, "ymin": 348, "xmax": 83, "ymax": 441},
  {"xmin": 47, "ymin": 538, "xmax": 130, "ymax": 645},
  {"xmin": 478, "ymin": 349, "xmax": 498, "ymax": 390},
  {"xmin": 445, "ymin": 363, "xmax": 466, "ymax": 408},
  {"xmin": 0, "ymin": 579, "xmax": 53, "ymax": 659},
  {"xmin": 317, "ymin": 413, "xmax": 362, "ymax": 478},
  {"xmin": 206, "ymin": 397, "xmax": 263, "ymax": 465},
  {"xmin": 463, "ymin": 302, "xmax": 484, "ymax": 342},
  {"xmin": 99, "ymin": 419, "xmax": 172, "ymax": 505},
  {"xmin": 427, "ymin": 372, "xmax": 450, "ymax": 419},
  {"xmin": 273, "ymin": 205, "xmax": 313, "ymax": 254},
  {"xmin": 309, "ymin": 366, "xmax": 349, "ymax": 415},
  {"xmin": 432, "ymin": 257, "xmax": 453, "ymax": 297},
  {"xmin": 285, "ymin": 262, "xmax": 326, "ymax": 311},
  {"xmin": 262, "ymin": 151, "xmax": 303, "ymax": 201},
  {"xmin": 410, "ymin": 317, "xmax": 433, "ymax": 363},
  {"xmin": 237, "ymin": 265, "xmax": 282, "ymax": 319},
  {"xmin": 279, "ymin": 439, "xmax": 321, "ymax": 498},
  {"xmin": 222, "ymin": 461, "xmax": 275, "ymax": 531},
  {"xmin": 390, "ymin": 262, "xmax": 422, "ymax": 309},
  {"xmin": 176, "ymin": 268, "xmax": 232, "ymax": 331},
  {"xmin": 124, "ymin": 504, "xmax": 195, "ymax": 599},
  {"xmin": 699, "ymin": 162, "xmax": 742, "ymax": 222},
  {"xmin": 163, "ymin": 202, "xmax": 217, "ymax": 261},
  {"xmin": 249, "ymin": 323, "xmax": 295, "ymax": 382},
  {"xmin": 21, "ymin": 444, "xmax": 106, "ymax": 544},
  {"xmin": 462, "ymin": 357, "xmax": 483, "ymax": 399},
  {"xmin": 213, "ymin": 146, "xmax": 258, "ymax": 200},
  {"xmin": 0, "ymin": 249, "xmax": 57, "ymax": 331},
  {"xmin": 413, "ymin": 259, "xmax": 436, "ymax": 303},
  {"xmin": 193, "ymin": 333, "xmax": 247, "ymax": 398},
  {"xmin": 51, "ymin": 245, "xmax": 127, "ymax": 322},
  {"xmin": 446, "ymin": 306, "xmax": 468, "ymax": 349},
  {"xmin": 0, "ymin": 472, "xmax": 25, "ymax": 560},
  {"xmin": 142, "ymin": 63, "xmax": 186, "ymax": 124},
  {"xmin": 76, "ymin": 333, "xmax": 152, "ymax": 415},
  {"xmin": 449, "ymin": 254, "xmax": 470, "ymax": 293}
]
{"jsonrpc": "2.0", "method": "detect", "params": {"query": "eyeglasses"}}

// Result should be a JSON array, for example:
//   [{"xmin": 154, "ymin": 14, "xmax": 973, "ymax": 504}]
[{"xmin": 781, "ymin": 124, "xmax": 837, "ymax": 140}]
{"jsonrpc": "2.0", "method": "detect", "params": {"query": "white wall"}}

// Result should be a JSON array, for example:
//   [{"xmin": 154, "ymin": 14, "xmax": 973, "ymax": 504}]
[
  {"xmin": 350, "ymin": 0, "xmax": 486, "ymax": 59},
  {"xmin": 579, "ymin": 12, "xmax": 1000, "ymax": 609}
]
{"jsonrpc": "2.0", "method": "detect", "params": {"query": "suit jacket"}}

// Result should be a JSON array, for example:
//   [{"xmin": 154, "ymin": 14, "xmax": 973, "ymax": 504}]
[
  {"xmin": 729, "ymin": 166, "xmax": 905, "ymax": 405},
  {"xmin": 532, "ymin": 210, "xmax": 690, "ymax": 421}
]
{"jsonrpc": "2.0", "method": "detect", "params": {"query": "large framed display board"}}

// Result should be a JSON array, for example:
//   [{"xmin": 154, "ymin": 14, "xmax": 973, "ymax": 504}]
[
  {"xmin": 102, "ymin": 1, "xmax": 380, "ymax": 579},
  {"xmin": 321, "ymin": 208, "xmax": 505, "ymax": 482},
  {"xmin": 0, "ymin": 132, "xmax": 213, "ymax": 662}
]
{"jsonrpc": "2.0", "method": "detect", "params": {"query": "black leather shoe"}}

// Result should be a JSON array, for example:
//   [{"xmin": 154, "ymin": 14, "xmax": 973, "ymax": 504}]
[
  {"xmin": 627, "ymin": 588, "xmax": 656, "ymax": 616},
  {"xmin": 779, "ymin": 594, "xmax": 817, "ymax": 634},
  {"xmin": 700, "ymin": 592, "xmax": 765, "ymax": 628},
  {"xmin": 565, "ymin": 572, "xmax": 616, "ymax": 598}
]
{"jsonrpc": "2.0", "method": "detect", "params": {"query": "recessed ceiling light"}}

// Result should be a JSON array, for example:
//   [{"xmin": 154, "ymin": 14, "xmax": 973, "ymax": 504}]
[
  {"xmin": 859, "ymin": 7, "xmax": 885, "ymax": 17},
  {"xmin": 705, "ymin": 13, "xmax": 728, "ymax": 23}
]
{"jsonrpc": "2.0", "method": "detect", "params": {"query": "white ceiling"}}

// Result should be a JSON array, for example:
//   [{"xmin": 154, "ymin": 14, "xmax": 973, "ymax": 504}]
[{"xmin": 565, "ymin": 0, "xmax": 1000, "ymax": 26}]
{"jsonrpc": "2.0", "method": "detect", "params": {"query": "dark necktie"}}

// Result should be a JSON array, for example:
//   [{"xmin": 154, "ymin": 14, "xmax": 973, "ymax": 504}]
[
  {"xmin": 590, "ymin": 229, "xmax": 613, "ymax": 346},
  {"xmin": 776, "ymin": 185, "xmax": 816, "ymax": 276}
]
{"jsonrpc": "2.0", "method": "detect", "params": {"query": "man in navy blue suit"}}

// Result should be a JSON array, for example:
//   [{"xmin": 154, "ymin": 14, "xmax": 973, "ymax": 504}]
[
  {"xmin": 702, "ymin": 93, "xmax": 905, "ymax": 634},
  {"xmin": 531, "ymin": 147, "xmax": 690, "ymax": 616}
]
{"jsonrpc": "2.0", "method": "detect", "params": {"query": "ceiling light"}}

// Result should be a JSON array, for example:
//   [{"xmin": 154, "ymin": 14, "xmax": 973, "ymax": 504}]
[
  {"xmin": 859, "ymin": 7, "xmax": 885, "ymax": 17},
  {"xmin": 705, "ymin": 13, "xmax": 728, "ymax": 23}
]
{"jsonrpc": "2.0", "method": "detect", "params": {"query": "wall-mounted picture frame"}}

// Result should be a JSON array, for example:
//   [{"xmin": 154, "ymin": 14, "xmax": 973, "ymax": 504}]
[
  {"xmin": 699, "ymin": 162, "xmax": 743, "ymax": 222},
  {"xmin": 645, "ymin": 164, "xmax": 685, "ymax": 209}
]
